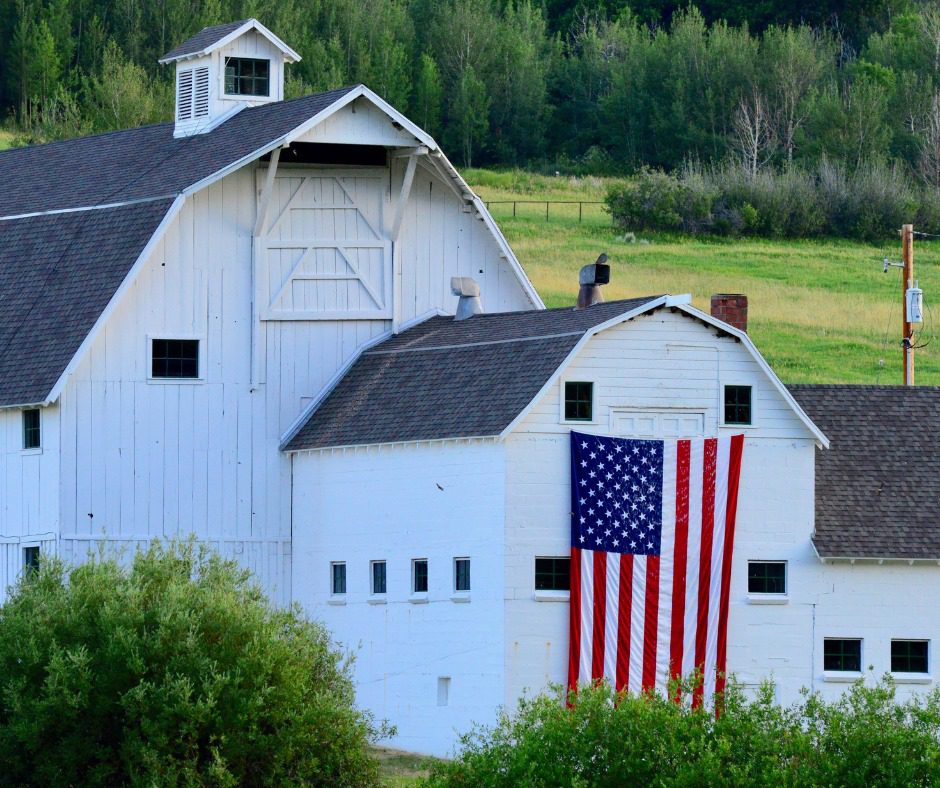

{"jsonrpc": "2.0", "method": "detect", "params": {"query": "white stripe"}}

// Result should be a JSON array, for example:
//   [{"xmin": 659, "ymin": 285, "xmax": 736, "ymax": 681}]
[
  {"xmin": 604, "ymin": 553, "xmax": 621, "ymax": 682},
  {"xmin": 579, "ymin": 549, "xmax": 594, "ymax": 683},
  {"xmin": 704, "ymin": 438, "xmax": 731, "ymax": 702},
  {"xmin": 682, "ymin": 439, "xmax": 704, "ymax": 679},
  {"xmin": 656, "ymin": 440, "xmax": 677, "ymax": 695},
  {"xmin": 628, "ymin": 555, "xmax": 647, "ymax": 695}
]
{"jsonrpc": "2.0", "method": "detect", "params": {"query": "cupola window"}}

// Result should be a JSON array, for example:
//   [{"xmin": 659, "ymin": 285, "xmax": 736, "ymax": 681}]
[{"xmin": 224, "ymin": 57, "xmax": 270, "ymax": 97}]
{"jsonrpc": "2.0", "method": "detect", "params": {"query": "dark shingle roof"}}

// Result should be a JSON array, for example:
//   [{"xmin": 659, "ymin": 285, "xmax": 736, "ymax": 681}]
[
  {"xmin": 790, "ymin": 384, "xmax": 940, "ymax": 560},
  {"xmin": 160, "ymin": 20, "xmax": 250, "ymax": 61},
  {"xmin": 0, "ymin": 200, "xmax": 174, "ymax": 405},
  {"xmin": 0, "ymin": 86, "xmax": 361, "ymax": 405},
  {"xmin": 0, "ymin": 86, "xmax": 356, "ymax": 217},
  {"xmin": 286, "ymin": 297, "xmax": 662, "ymax": 451}
]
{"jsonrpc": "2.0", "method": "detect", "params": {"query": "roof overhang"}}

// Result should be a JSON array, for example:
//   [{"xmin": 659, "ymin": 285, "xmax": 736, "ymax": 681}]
[{"xmin": 158, "ymin": 18, "xmax": 301, "ymax": 65}]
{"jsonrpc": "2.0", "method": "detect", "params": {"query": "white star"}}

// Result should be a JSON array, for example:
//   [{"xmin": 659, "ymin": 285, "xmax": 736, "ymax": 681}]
[
  {"xmin": 605, "ymin": 529, "xmax": 611, "ymax": 537},
  {"xmin": 613, "ymin": 539, "xmax": 619, "ymax": 547},
  {"xmin": 589, "ymin": 470, "xmax": 596, "ymax": 478},
  {"xmin": 581, "ymin": 441, "xmax": 588, "ymax": 449},
  {"xmin": 580, "ymin": 535, "xmax": 585, "ymax": 543},
  {"xmin": 633, "ymin": 447, "xmax": 639, "ymax": 455},
  {"xmin": 581, "ymin": 460, "xmax": 588, "ymax": 468},
  {"xmin": 630, "ymin": 540, "xmax": 637, "ymax": 549},
  {"xmin": 587, "ymin": 526, "xmax": 594, "ymax": 534},
  {"xmin": 579, "ymin": 516, "xmax": 586, "ymax": 524},
  {"xmin": 647, "ymin": 541, "xmax": 653, "ymax": 549},
  {"xmin": 579, "ymin": 497, "xmax": 586, "ymax": 505},
  {"xmin": 589, "ymin": 452, "xmax": 597, "ymax": 460}
]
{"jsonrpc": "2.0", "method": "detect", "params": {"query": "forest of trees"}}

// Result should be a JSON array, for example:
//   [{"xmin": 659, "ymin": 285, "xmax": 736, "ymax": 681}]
[{"xmin": 4, "ymin": 0, "xmax": 940, "ymax": 182}]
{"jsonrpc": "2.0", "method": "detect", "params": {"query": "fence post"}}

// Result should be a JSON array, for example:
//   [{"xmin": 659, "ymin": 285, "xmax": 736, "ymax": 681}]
[
  {"xmin": 513, "ymin": 201, "xmax": 517, "ymax": 217},
  {"xmin": 579, "ymin": 202, "xmax": 583, "ymax": 222},
  {"xmin": 545, "ymin": 201, "xmax": 549, "ymax": 220}
]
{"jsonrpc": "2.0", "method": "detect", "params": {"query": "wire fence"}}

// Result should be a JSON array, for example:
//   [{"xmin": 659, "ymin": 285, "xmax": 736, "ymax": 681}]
[{"xmin": 483, "ymin": 200, "xmax": 607, "ymax": 223}]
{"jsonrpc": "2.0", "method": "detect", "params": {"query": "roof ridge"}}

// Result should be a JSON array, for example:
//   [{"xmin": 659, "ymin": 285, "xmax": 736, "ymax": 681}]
[{"xmin": 365, "ymin": 330, "xmax": 586, "ymax": 355}]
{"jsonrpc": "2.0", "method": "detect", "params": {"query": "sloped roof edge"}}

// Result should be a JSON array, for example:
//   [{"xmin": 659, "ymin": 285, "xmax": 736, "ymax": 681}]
[{"xmin": 159, "ymin": 18, "xmax": 301, "ymax": 64}]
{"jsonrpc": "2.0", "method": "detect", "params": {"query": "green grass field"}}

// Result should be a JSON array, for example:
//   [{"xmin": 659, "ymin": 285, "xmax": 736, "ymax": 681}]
[
  {"xmin": 0, "ymin": 129, "xmax": 15, "ymax": 150},
  {"xmin": 464, "ymin": 169, "xmax": 940, "ymax": 385}
]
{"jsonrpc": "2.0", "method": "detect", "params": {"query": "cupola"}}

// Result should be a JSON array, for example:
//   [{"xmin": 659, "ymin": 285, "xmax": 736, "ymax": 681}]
[{"xmin": 159, "ymin": 19, "xmax": 301, "ymax": 138}]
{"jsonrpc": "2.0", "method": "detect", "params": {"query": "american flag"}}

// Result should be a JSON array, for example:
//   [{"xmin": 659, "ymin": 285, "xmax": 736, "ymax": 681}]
[{"xmin": 568, "ymin": 431, "xmax": 744, "ymax": 707}]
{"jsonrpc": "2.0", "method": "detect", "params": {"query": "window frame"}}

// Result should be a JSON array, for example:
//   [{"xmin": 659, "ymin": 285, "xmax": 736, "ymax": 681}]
[
  {"xmin": 562, "ymin": 381, "xmax": 595, "ymax": 423},
  {"xmin": 823, "ymin": 637, "xmax": 863, "ymax": 675},
  {"xmin": 330, "ymin": 561, "xmax": 347, "ymax": 596},
  {"xmin": 370, "ymin": 560, "xmax": 387, "ymax": 596},
  {"xmin": 22, "ymin": 408, "xmax": 41, "ymax": 451},
  {"xmin": 746, "ymin": 560, "xmax": 787, "ymax": 602},
  {"xmin": 534, "ymin": 556, "xmax": 571, "ymax": 593},
  {"xmin": 722, "ymin": 383, "xmax": 754, "ymax": 427},
  {"xmin": 412, "ymin": 558, "xmax": 429, "ymax": 596},
  {"xmin": 147, "ymin": 335, "xmax": 205, "ymax": 383},
  {"xmin": 891, "ymin": 639, "xmax": 930, "ymax": 676},
  {"xmin": 22, "ymin": 545, "xmax": 40, "ymax": 576},
  {"xmin": 453, "ymin": 557, "xmax": 471, "ymax": 596},
  {"xmin": 223, "ymin": 56, "xmax": 271, "ymax": 98}
]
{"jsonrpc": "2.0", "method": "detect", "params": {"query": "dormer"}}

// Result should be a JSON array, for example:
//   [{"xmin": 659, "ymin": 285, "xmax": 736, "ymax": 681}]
[{"xmin": 159, "ymin": 19, "xmax": 301, "ymax": 138}]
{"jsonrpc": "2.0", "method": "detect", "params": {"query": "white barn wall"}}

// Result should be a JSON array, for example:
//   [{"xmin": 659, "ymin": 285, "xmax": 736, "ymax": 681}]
[
  {"xmin": 0, "ymin": 405, "xmax": 59, "ymax": 601},
  {"xmin": 503, "ymin": 309, "xmax": 822, "ymax": 708},
  {"xmin": 291, "ymin": 441, "xmax": 507, "ymax": 756}
]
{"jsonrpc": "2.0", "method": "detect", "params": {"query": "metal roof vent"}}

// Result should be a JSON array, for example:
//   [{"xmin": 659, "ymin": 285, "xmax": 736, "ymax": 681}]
[
  {"xmin": 576, "ymin": 253, "xmax": 610, "ymax": 309},
  {"xmin": 451, "ymin": 277, "xmax": 483, "ymax": 320}
]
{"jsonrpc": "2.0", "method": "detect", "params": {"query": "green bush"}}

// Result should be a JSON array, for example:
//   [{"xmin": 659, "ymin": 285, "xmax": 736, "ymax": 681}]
[
  {"xmin": 0, "ymin": 542, "xmax": 386, "ymax": 786},
  {"xmin": 424, "ymin": 679, "xmax": 940, "ymax": 787}
]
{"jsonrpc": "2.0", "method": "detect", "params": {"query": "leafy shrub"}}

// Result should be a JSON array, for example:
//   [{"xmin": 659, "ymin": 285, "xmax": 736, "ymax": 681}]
[
  {"xmin": 606, "ymin": 167, "xmax": 686, "ymax": 232},
  {"xmin": 425, "ymin": 679, "xmax": 940, "ymax": 787},
  {"xmin": 0, "ymin": 541, "xmax": 386, "ymax": 786}
]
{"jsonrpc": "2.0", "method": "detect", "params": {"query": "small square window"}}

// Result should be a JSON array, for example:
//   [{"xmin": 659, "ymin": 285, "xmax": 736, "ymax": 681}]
[
  {"xmin": 152, "ymin": 339, "xmax": 199, "ymax": 379},
  {"xmin": 824, "ymin": 638, "xmax": 862, "ymax": 672},
  {"xmin": 535, "ymin": 557, "xmax": 570, "ymax": 591},
  {"xmin": 331, "ymin": 562, "xmax": 346, "ymax": 595},
  {"xmin": 564, "ymin": 382, "xmax": 593, "ymax": 421},
  {"xmin": 892, "ymin": 640, "xmax": 929, "ymax": 673},
  {"xmin": 724, "ymin": 385, "xmax": 752, "ymax": 425},
  {"xmin": 413, "ymin": 559, "xmax": 428, "ymax": 593},
  {"xmin": 747, "ymin": 561, "xmax": 786, "ymax": 594},
  {"xmin": 23, "ymin": 409, "xmax": 40, "ymax": 450},
  {"xmin": 371, "ymin": 560, "xmax": 387, "ymax": 595},
  {"xmin": 224, "ymin": 57, "xmax": 270, "ymax": 97},
  {"xmin": 454, "ymin": 558, "xmax": 470, "ymax": 592},
  {"xmin": 23, "ymin": 546, "xmax": 40, "ymax": 575}
]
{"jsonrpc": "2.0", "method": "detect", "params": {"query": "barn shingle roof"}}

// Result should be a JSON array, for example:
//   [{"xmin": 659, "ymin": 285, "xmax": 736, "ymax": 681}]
[
  {"xmin": 160, "ymin": 20, "xmax": 250, "ymax": 62},
  {"xmin": 285, "ymin": 297, "xmax": 662, "ymax": 451},
  {"xmin": 789, "ymin": 384, "xmax": 940, "ymax": 560},
  {"xmin": 0, "ymin": 86, "xmax": 359, "ymax": 406}
]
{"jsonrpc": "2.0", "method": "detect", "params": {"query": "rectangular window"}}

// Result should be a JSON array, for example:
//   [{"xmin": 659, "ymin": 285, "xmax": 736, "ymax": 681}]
[
  {"xmin": 724, "ymin": 385, "xmax": 752, "ymax": 425},
  {"xmin": 454, "ymin": 558, "xmax": 471, "ymax": 592},
  {"xmin": 824, "ymin": 638, "xmax": 862, "ymax": 672},
  {"xmin": 224, "ymin": 57, "xmax": 270, "ymax": 96},
  {"xmin": 23, "ymin": 409, "xmax": 40, "ymax": 450},
  {"xmin": 23, "ymin": 546, "xmax": 40, "ymax": 575},
  {"xmin": 413, "ymin": 559, "xmax": 428, "ymax": 593},
  {"xmin": 330, "ymin": 562, "xmax": 346, "ymax": 595},
  {"xmin": 892, "ymin": 640, "xmax": 929, "ymax": 674},
  {"xmin": 371, "ymin": 560, "xmax": 387, "ymax": 595},
  {"xmin": 535, "ymin": 557, "xmax": 570, "ymax": 591},
  {"xmin": 564, "ymin": 382, "xmax": 593, "ymax": 421},
  {"xmin": 151, "ymin": 339, "xmax": 199, "ymax": 379},
  {"xmin": 747, "ymin": 561, "xmax": 786, "ymax": 594}
]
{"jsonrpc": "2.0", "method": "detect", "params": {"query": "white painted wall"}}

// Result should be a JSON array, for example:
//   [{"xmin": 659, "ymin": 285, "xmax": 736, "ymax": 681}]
[
  {"xmin": 291, "ymin": 440, "xmax": 507, "ymax": 756},
  {"xmin": 0, "ymin": 405, "xmax": 59, "ymax": 601}
]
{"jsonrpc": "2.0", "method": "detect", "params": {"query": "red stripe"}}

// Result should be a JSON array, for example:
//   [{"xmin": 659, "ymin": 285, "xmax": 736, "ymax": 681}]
[
  {"xmin": 615, "ymin": 554, "xmax": 633, "ymax": 692},
  {"xmin": 591, "ymin": 551, "xmax": 606, "ymax": 681},
  {"xmin": 715, "ymin": 435, "xmax": 745, "ymax": 704},
  {"xmin": 567, "ymin": 546, "xmax": 582, "ymax": 699},
  {"xmin": 670, "ymin": 440, "xmax": 691, "ymax": 698},
  {"xmin": 642, "ymin": 556, "xmax": 660, "ymax": 691},
  {"xmin": 693, "ymin": 438, "xmax": 718, "ymax": 709}
]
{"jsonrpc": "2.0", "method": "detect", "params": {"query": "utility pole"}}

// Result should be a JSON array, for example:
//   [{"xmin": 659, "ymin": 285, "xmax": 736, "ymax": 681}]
[{"xmin": 901, "ymin": 223, "xmax": 914, "ymax": 386}]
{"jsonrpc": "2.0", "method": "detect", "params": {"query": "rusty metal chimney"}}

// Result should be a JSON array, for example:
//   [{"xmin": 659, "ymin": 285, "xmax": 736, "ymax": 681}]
[
  {"xmin": 451, "ymin": 277, "xmax": 483, "ymax": 320},
  {"xmin": 576, "ymin": 253, "xmax": 610, "ymax": 309},
  {"xmin": 710, "ymin": 294, "xmax": 748, "ymax": 332}
]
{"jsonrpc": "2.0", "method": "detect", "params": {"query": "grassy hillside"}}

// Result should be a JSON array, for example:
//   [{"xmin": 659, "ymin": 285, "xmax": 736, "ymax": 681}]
[
  {"xmin": 464, "ymin": 169, "xmax": 940, "ymax": 385},
  {"xmin": 0, "ymin": 129, "xmax": 15, "ymax": 150}
]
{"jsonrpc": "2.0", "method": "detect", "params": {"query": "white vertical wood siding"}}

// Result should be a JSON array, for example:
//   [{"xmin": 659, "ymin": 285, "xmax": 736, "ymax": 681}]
[
  {"xmin": 0, "ymin": 406, "xmax": 59, "ymax": 602},
  {"xmin": 55, "ymin": 137, "xmax": 534, "ymax": 606},
  {"xmin": 503, "ymin": 309, "xmax": 821, "ymax": 708},
  {"xmin": 291, "ymin": 440, "xmax": 507, "ymax": 757}
]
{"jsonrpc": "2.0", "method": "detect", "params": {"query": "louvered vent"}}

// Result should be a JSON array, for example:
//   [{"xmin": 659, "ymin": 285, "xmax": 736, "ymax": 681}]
[
  {"xmin": 193, "ymin": 67, "xmax": 210, "ymax": 117},
  {"xmin": 177, "ymin": 69, "xmax": 193, "ymax": 121}
]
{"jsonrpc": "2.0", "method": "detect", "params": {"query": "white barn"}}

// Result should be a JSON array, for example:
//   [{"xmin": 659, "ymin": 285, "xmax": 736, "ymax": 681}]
[{"xmin": 2, "ymin": 19, "xmax": 940, "ymax": 758}]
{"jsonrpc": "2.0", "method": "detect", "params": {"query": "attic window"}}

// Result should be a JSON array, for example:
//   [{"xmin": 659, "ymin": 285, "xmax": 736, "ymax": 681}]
[
  {"xmin": 152, "ymin": 339, "xmax": 199, "ymax": 379},
  {"xmin": 564, "ymin": 382, "xmax": 593, "ymax": 421},
  {"xmin": 225, "ymin": 57, "xmax": 269, "ymax": 97},
  {"xmin": 23, "ymin": 409, "xmax": 41, "ymax": 450},
  {"xmin": 723, "ymin": 385, "xmax": 752, "ymax": 425}
]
